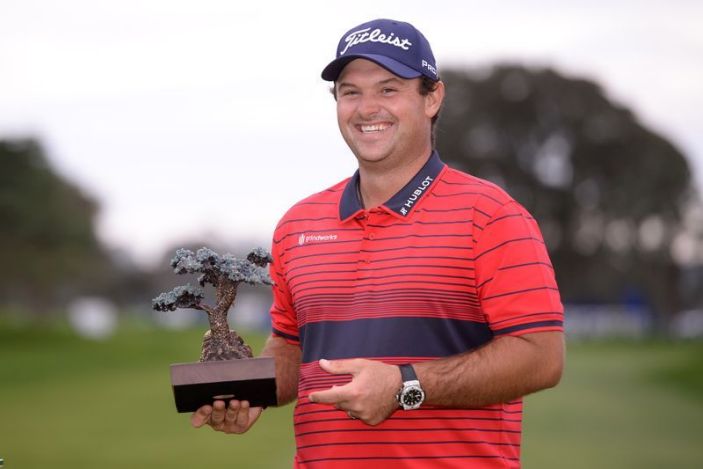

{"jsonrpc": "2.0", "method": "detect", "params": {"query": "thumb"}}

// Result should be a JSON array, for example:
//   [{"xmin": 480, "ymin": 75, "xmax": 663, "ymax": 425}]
[{"xmin": 191, "ymin": 405, "xmax": 213, "ymax": 428}]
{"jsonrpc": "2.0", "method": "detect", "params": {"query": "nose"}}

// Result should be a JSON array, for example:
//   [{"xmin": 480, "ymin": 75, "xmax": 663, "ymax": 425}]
[{"xmin": 356, "ymin": 93, "xmax": 381, "ymax": 118}]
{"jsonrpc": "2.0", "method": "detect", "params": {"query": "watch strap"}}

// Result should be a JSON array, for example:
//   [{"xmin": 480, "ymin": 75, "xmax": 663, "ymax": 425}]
[{"xmin": 399, "ymin": 364, "xmax": 418, "ymax": 383}]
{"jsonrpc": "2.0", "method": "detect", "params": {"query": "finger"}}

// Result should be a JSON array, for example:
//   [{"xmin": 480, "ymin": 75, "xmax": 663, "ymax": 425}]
[
  {"xmin": 210, "ymin": 400, "xmax": 226, "ymax": 426},
  {"xmin": 191, "ymin": 405, "xmax": 213, "ymax": 428},
  {"xmin": 235, "ymin": 400, "xmax": 251, "ymax": 428},
  {"xmin": 308, "ymin": 384, "xmax": 351, "ymax": 405},
  {"xmin": 319, "ymin": 358, "xmax": 362, "ymax": 375},
  {"xmin": 225, "ymin": 400, "xmax": 241, "ymax": 424}
]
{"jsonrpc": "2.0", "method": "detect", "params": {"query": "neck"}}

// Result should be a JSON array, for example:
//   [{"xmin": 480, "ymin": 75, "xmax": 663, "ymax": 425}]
[{"xmin": 357, "ymin": 149, "xmax": 433, "ymax": 209}]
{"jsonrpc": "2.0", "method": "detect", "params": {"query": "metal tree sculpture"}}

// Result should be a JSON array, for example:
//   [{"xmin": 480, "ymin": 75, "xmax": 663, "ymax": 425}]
[{"xmin": 153, "ymin": 247, "xmax": 272, "ymax": 361}]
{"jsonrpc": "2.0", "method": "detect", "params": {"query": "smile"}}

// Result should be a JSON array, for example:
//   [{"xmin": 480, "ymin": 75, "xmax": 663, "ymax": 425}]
[{"xmin": 359, "ymin": 123, "xmax": 391, "ymax": 133}]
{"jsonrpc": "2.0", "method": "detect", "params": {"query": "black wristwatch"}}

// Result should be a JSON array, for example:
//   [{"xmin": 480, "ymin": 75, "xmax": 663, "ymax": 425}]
[{"xmin": 396, "ymin": 364, "xmax": 425, "ymax": 410}]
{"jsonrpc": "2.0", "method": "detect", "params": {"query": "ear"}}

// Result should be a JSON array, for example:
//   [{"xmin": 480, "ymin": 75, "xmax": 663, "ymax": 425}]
[{"xmin": 424, "ymin": 80, "xmax": 445, "ymax": 119}]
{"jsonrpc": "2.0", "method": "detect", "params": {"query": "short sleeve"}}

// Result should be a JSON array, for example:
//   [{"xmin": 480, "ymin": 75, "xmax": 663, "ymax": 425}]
[
  {"xmin": 473, "ymin": 201, "xmax": 564, "ymax": 336},
  {"xmin": 269, "ymin": 231, "xmax": 300, "ymax": 345}
]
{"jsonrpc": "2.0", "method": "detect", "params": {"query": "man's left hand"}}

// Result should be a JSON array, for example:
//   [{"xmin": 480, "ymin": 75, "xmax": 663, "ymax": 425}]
[{"xmin": 308, "ymin": 358, "xmax": 402, "ymax": 426}]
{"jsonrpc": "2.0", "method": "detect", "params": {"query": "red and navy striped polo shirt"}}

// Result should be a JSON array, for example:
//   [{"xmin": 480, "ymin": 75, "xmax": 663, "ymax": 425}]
[{"xmin": 270, "ymin": 151, "xmax": 563, "ymax": 468}]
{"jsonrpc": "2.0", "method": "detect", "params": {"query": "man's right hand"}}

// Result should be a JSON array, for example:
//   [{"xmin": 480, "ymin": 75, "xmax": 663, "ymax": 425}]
[{"xmin": 191, "ymin": 399, "xmax": 263, "ymax": 434}]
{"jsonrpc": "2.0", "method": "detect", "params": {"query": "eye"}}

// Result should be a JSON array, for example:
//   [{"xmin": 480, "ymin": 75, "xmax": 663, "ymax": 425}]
[
  {"xmin": 340, "ymin": 89, "xmax": 359, "ymax": 97},
  {"xmin": 381, "ymin": 87, "xmax": 397, "ymax": 95}
]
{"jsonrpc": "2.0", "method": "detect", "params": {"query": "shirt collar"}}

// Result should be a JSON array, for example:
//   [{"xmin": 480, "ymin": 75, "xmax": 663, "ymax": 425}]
[{"xmin": 339, "ymin": 151, "xmax": 445, "ymax": 222}]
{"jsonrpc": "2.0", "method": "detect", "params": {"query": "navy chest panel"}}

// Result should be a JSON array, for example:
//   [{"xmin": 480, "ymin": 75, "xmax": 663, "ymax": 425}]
[{"xmin": 299, "ymin": 316, "xmax": 493, "ymax": 362}]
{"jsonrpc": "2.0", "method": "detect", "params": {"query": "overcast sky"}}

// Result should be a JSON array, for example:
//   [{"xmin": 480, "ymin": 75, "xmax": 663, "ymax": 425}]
[{"xmin": 1, "ymin": 0, "xmax": 702, "ymax": 266}]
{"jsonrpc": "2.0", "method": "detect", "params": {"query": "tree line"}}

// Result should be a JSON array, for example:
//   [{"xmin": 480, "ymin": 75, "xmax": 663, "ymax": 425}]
[{"xmin": 1, "ymin": 64, "xmax": 701, "ymax": 326}]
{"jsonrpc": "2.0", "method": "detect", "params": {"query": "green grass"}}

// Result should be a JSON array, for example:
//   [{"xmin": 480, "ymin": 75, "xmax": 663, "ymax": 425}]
[
  {"xmin": 1, "ymin": 321, "xmax": 702, "ymax": 468},
  {"xmin": 522, "ymin": 340, "xmax": 703, "ymax": 469},
  {"xmin": 0, "ymin": 321, "xmax": 295, "ymax": 469}
]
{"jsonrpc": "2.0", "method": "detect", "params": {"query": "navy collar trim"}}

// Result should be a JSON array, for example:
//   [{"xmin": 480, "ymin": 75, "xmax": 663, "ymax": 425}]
[
  {"xmin": 339, "ymin": 171, "xmax": 364, "ymax": 221},
  {"xmin": 339, "ymin": 151, "xmax": 445, "ymax": 221}
]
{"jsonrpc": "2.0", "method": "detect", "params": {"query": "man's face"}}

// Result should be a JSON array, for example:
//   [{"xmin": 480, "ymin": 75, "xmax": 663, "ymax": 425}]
[{"xmin": 335, "ymin": 59, "xmax": 441, "ymax": 170}]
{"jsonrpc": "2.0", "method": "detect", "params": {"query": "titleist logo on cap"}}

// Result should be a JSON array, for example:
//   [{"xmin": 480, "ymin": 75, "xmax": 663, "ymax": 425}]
[{"xmin": 340, "ymin": 27, "xmax": 413, "ymax": 55}]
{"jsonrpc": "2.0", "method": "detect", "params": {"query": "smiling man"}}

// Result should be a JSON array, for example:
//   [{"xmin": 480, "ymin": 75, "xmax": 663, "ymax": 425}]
[{"xmin": 192, "ymin": 18, "xmax": 565, "ymax": 468}]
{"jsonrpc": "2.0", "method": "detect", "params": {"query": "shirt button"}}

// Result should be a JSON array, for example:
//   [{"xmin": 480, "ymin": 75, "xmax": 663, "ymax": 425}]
[{"xmin": 368, "ymin": 233, "xmax": 375, "ymax": 240}]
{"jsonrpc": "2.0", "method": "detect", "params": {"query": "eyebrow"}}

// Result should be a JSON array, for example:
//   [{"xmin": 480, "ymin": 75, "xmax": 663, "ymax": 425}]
[
  {"xmin": 336, "ymin": 82, "xmax": 356, "ymax": 90},
  {"xmin": 336, "ymin": 76, "xmax": 406, "ymax": 89},
  {"xmin": 378, "ymin": 77, "xmax": 404, "ymax": 86}
]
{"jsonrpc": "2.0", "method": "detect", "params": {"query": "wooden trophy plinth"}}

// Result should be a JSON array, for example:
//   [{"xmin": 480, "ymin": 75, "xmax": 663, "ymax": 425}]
[{"xmin": 170, "ymin": 357, "xmax": 277, "ymax": 413}]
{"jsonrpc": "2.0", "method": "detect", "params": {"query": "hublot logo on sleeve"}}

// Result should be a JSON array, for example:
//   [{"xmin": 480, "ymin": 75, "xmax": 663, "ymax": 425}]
[{"xmin": 399, "ymin": 176, "xmax": 434, "ymax": 216}]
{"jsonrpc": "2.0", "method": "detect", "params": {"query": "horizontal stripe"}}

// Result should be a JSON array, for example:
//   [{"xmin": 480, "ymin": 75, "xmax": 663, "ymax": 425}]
[
  {"xmin": 419, "ymin": 206, "xmax": 476, "ymax": 213},
  {"xmin": 491, "ymin": 311, "xmax": 563, "ymax": 326},
  {"xmin": 357, "ymin": 254, "xmax": 475, "ymax": 265},
  {"xmin": 362, "ymin": 233, "xmax": 474, "ymax": 242},
  {"xmin": 498, "ymin": 261, "xmax": 555, "ymax": 271},
  {"xmin": 284, "ymin": 249, "xmax": 362, "ymax": 265},
  {"xmin": 291, "ymin": 278, "xmax": 475, "ymax": 297},
  {"xmin": 367, "ymin": 219, "xmax": 475, "ymax": 228},
  {"xmin": 299, "ymin": 317, "xmax": 493, "ymax": 362},
  {"xmin": 493, "ymin": 320, "xmax": 564, "ymax": 335},
  {"xmin": 285, "ymin": 245, "xmax": 475, "ymax": 266},
  {"xmin": 474, "ymin": 236, "xmax": 544, "ymax": 260},
  {"xmin": 297, "ymin": 309, "xmax": 483, "ymax": 325},
  {"xmin": 287, "ymin": 263, "xmax": 475, "ymax": 282},
  {"xmin": 432, "ymin": 190, "xmax": 504, "ymax": 206},
  {"xmin": 296, "ymin": 415, "xmax": 522, "ymax": 427},
  {"xmin": 438, "ymin": 179, "xmax": 486, "ymax": 187},
  {"xmin": 272, "ymin": 326, "xmax": 299, "ymax": 342},
  {"xmin": 285, "ymin": 255, "xmax": 476, "ymax": 275},
  {"xmin": 290, "ymin": 272, "xmax": 474, "ymax": 290},
  {"xmin": 298, "ymin": 456, "xmax": 519, "ymax": 466},
  {"xmin": 298, "ymin": 439, "xmax": 520, "ymax": 450},
  {"xmin": 286, "ymin": 260, "xmax": 358, "ymax": 275},
  {"xmin": 275, "ymin": 216, "xmax": 338, "ymax": 231},
  {"xmin": 295, "ymin": 298, "xmax": 480, "ymax": 311},
  {"xmin": 296, "ymin": 426, "xmax": 522, "ymax": 438},
  {"xmin": 293, "ymin": 289, "xmax": 478, "ymax": 308},
  {"xmin": 294, "ymin": 397, "xmax": 523, "ymax": 412},
  {"xmin": 284, "ymin": 238, "xmax": 362, "ymax": 254},
  {"xmin": 485, "ymin": 213, "xmax": 529, "ymax": 226},
  {"xmin": 482, "ymin": 286, "xmax": 560, "ymax": 301}
]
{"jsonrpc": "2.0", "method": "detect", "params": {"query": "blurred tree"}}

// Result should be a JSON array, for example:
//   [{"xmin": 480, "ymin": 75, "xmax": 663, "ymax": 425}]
[
  {"xmin": 0, "ymin": 138, "xmax": 113, "ymax": 313},
  {"xmin": 437, "ymin": 65, "xmax": 696, "ymax": 325}
]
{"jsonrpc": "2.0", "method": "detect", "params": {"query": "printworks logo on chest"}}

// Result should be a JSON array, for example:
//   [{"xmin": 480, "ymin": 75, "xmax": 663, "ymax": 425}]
[
  {"xmin": 298, "ymin": 233, "xmax": 339, "ymax": 246},
  {"xmin": 399, "ymin": 176, "xmax": 434, "ymax": 216}
]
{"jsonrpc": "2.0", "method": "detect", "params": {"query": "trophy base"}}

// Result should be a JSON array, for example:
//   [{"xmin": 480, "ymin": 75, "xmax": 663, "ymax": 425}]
[{"xmin": 170, "ymin": 357, "xmax": 277, "ymax": 413}]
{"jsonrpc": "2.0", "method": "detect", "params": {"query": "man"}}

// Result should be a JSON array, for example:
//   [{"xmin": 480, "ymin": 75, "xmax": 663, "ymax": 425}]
[{"xmin": 192, "ymin": 18, "xmax": 565, "ymax": 468}]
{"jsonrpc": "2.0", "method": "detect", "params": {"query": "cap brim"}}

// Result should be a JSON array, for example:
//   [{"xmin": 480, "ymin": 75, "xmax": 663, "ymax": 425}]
[{"xmin": 321, "ymin": 54, "xmax": 421, "ymax": 81}]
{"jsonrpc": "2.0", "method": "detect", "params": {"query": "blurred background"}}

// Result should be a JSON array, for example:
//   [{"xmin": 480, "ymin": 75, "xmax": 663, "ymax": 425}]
[{"xmin": 1, "ymin": 0, "xmax": 702, "ymax": 467}]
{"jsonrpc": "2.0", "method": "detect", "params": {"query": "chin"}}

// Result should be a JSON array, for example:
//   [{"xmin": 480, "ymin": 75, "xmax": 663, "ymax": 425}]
[
  {"xmin": 356, "ymin": 154, "xmax": 390, "ymax": 165},
  {"xmin": 353, "ymin": 146, "xmax": 391, "ymax": 162}
]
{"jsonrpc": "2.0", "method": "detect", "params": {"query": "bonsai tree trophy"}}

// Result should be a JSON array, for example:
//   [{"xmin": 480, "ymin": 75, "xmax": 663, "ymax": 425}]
[{"xmin": 153, "ymin": 247, "xmax": 277, "ymax": 412}]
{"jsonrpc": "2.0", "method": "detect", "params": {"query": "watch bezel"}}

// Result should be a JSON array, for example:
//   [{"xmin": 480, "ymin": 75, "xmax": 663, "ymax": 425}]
[{"xmin": 398, "ymin": 381, "xmax": 425, "ymax": 410}]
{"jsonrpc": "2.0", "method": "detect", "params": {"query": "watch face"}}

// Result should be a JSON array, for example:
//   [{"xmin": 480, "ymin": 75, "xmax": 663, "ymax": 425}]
[{"xmin": 401, "ymin": 386, "xmax": 424, "ymax": 409}]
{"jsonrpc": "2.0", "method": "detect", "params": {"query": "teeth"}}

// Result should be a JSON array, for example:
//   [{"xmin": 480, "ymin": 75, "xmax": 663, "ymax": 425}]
[{"xmin": 360, "ymin": 124, "xmax": 389, "ymax": 133}]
